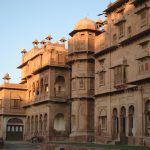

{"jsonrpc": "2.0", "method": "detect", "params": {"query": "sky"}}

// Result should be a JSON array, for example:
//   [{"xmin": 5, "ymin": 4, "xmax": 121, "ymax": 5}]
[{"xmin": 0, "ymin": 0, "xmax": 116, "ymax": 83}]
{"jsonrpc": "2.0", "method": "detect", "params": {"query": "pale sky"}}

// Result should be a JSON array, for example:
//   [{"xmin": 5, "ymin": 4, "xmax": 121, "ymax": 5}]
[{"xmin": 0, "ymin": 0, "xmax": 116, "ymax": 83}]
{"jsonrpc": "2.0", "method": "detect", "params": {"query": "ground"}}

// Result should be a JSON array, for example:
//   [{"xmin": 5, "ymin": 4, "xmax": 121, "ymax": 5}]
[
  {"xmin": 1, "ymin": 141, "xmax": 150, "ymax": 150},
  {"xmin": 0, "ymin": 141, "xmax": 41, "ymax": 150}
]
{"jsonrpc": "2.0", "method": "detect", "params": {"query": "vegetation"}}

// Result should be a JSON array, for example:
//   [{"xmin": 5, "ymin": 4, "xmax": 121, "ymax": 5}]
[{"xmin": 47, "ymin": 141, "xmax": 150, "ymax": 150}]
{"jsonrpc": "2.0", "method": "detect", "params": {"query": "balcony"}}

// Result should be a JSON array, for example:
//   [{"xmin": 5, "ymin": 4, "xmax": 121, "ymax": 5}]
[
  {"xmin": 55, "ymin": 91, "xmax": 66, "ymax": 99},
  {"xmin": 3, "ymin": 107, "xmax": 25, "ymax": 115}
]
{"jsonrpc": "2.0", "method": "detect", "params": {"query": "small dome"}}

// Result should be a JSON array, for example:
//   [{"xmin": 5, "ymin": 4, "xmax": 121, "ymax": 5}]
[
  {"xmin": 74, "ymin": 17, "xmax": 97, "ymax": 31},
  {"xmin": 3, "ymin": 73, "xmax": 11, "ymax": 80}
]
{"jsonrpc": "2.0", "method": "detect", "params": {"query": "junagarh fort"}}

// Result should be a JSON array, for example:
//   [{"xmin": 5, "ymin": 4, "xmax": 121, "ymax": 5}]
[{"xmin": 0, "ymin": 0, "xmax": 150, "ymax": 147}]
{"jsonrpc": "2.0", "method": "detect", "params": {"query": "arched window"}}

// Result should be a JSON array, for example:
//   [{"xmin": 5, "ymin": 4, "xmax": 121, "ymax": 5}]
[
  {"xmin": 36, "ymin": 81, "xmax": 39, "ymax": 95},
  {"xmin": 40, "ymin": 78, "xmax": 44, "ymax": 94},
  {"xmin": 26, "ymin": 116, "xmax": 30, "ymax": 133},
  {"xmin": 54, "ymin": 76, "xmax": 66, "ymax": 98},
  {"xmin": 79, "ymin": 78, "xmax": 85, "ymax": 89},
  {"xmin": 98, "ymin": 109, "xmax": 107, "ymax": 135},
  {"xmin": 120, "ymin": 106, "xmax": 126, "ymax": 136},
  {"xmin": 112, "ymin": 108, "xmax": 118, "ymax": 139},
  {"xmin": 44, "ymin": 114, "xmax": 47, "ymax": 132},
  {"xmin": 35, "ymin": 115, "xmax": 38, "ymax": 133},
  {"xmin": 128, "ymin": 106, "xmax": 135, "ymax": 136},
  {"xmin": 44, "ymin": 76, "xmax": 49, "ymax": 92},
  {"xmin": 145, "ymin": 100, "xmax": 150, "ymax": 136},
  {"xmin": 54, "ymin": 113, "xmax": 65, "ymax": 131},
  {"xmin": 39, "ymin": 115, "xmax": 43, "ymax": 133},
  {"xmin": 31, "ymin": 116, "xmax": 34, "ymax": 133},
  {"xmin": 32, "ymin": 82, "xmax": 35, "ymax": 96}
]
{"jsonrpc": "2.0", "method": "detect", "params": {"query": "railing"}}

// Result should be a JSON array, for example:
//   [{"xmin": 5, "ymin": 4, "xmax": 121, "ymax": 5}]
[
  {"xmin": 3, "ymin": 108, "xmax": 25, "ymax": 114},
  {"xmin": 55, "ymin": 91, "xmax": 66, "ymax": 99}
]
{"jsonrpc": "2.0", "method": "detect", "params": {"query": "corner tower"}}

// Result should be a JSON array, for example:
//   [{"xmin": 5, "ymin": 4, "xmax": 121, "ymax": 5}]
[{"xmin": 68, "ymin": 18, "xmax": 101, "ymax": 142}]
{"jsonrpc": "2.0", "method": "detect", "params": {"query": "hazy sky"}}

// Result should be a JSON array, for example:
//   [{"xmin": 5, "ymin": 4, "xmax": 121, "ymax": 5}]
[{"xmin": 0, "ymin": 0, "xmax": 116, "ymax": 83}]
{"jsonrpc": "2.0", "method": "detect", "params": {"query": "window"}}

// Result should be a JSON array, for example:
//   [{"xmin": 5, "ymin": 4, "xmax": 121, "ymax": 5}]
[
  {"xmin": 141, "ymin": 43, "xmax": 148, "ymax": 49},
  {"xmin": 28, "ymin": 90, "xmax": 31, "ymax": 99},
  {"xmin": 32, "ymin": 82, "xmax": 35, "ymax": 96},
  {"xmin": 44, "ymin": 76, "xmax": 49, "ymax": 92},
  {"xmin": 36, "ymin": 81, "xmax": 39, "ymax": 95},
  {"xmin": 118, "ymin": 22, "xmax": 125, "ymax": 38},
  {"xmin": 139, "ymin": 59, "xmax": 150, "ymax": 74},
  {"xmin": 127, "ymin": 26, "xmax": 132, "ymax": 36},
  {"xmin": 113, "ymin": 34, "xmax": 117, "ymax": 44},
  {"xmin": 58, "ymin": 53, "xmax": 64, "ymax": 64},
  {"xmin": 40, "ymin": 79, "xmax": 44, "ymax": 93},
  {"xmin": 140, "ymin": 10, "xmax": 147, "ymax": 27},
  {"xmin": 71, "ymin": 115, "xmax": 76, "ymax": 131},
  {"xmin": 101, "ymin": 116, "xmax": 107, "ymax": 129},
  {"xmin": 99, "ymin": 72, "xmax": 105, "ymax": 86},
  {"xmin": 12, "ymin": 99, "xmax": 20, "ymax": 108},
  {"xmin": 72, "ymin": 79, "xmax": 76, "ymax": 91},
  {"xmin": 79, "ymin": 78, "xmax": 85, "ymax": 89},
  {"xmin": 114, "ymin": 66, "xmax": 126, "ymax": 87},
  {"xmin": 0, "ymin": 100, "xmax": 2, "ymax": 108}
]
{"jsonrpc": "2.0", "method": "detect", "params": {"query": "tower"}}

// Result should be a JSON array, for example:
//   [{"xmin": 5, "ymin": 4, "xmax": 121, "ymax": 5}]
[{"xmin": 68, "ymin": 18, "xmax": 101, "ymax": 142}]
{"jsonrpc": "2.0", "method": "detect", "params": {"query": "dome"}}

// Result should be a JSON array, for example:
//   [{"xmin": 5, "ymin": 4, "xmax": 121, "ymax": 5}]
[{"xmin": 74, "ymin": 17, "xmax": 97, "ymax": 31}]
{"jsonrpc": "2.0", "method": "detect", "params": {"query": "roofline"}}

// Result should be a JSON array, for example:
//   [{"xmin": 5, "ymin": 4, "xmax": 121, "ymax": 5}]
[
  {"xmin": 69, "ymin": 29, "xmax": 102, "ymax": 37},
  {"xmin": 104, "ymin": 0, "xmax": 129, "ymax": 14}
]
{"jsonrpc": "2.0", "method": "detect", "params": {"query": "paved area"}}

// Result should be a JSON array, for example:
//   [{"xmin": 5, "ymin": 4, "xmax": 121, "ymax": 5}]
[{"xmin": 0, "ymin": 141, "xmax": 42, "ymax": 150}]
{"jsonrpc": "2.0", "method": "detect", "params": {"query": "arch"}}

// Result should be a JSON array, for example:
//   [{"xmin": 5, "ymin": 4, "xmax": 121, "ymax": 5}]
[
  {"xmin": 32, "ymin": 82, "xmax": 35, "ymax": 96},
  {"xmin": 54, "ymin": 113, "xmax": 65, "ymax": 131},
  {"xmin": 113, "ymin": 108, "xmax": 118, "ymax": 116},
  {"xmin": 54, "ymin": 76, "xmax": 66, "ymax": 98},
  {"xmin": 6, "ymin": 118, "xmax": 24, "ymax": 141},
  {"xmin": 100, "ymin": 109, "xmax": 107, "ymax": 116},
  {"xmin": 31, "ymin": 116, "xmax": 34, "ymax": 133},
  {"xmin": 35, "ymin": 115, "xmax": 38, "ymax": 134},
  {"xmin": 145, "ymin": 100, "xmax": 150, "ymax": 136},
  {"xmin": 36, "ymin": 80, "xmax": 39, "ymax": 95},
  {"xmin": 8, "ymin": 118, "xmax": 23, "ymax": 124},
  {"xmin": 112, "ymin": 108, "xmax": 118, "ymax": 139},
  {"xmin": 98, "ymin": 109, "xmax": 107, "ymax": 135},
  {"xmin": 43, "ymin": 113, "xmax": 47, "ymax": 132},
  {"xmin": 40, "ymin": 78, "xmax": 44, "ymax": 93},
  {"xmin": 26, "ymin": 116, "xmax": 30, "ymax": 133},
  {"xmin": 128, "ymin": 105, "xmax": 135, "ymax": 136},
  {"xmin": 39, "ymin": 114, "xmax": 43, "ymax": 133},
  {"xmin": 120, "ymin": 106, "xmax": 126, "ymax": 137}
]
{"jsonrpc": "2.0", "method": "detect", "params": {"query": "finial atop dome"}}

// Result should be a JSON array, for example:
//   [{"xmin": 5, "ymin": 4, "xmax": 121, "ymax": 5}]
[
  {"xmin": 45, "ymin": 35, "xmax": 53, "ymax": 41},
  {"xmin": 3, "ymin": 73, "xmax": 11, "ymax": 83},
  {"xmin": 21, "ymin": 48, "xmax": 27, "ymax": 54},
  {"xmin": 40, "ymin": 40, "xmax": 46, "ymax": 48},
  {"xmin": 32, "ymin": 39, "xmax": 39, "ymax": 47},
  {"xmin": 59, "ymin": 37, "xmax": 66, "ymax": 43}
]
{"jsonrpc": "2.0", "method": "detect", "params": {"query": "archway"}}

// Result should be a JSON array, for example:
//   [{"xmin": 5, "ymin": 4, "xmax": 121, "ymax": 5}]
[
  {"xmin": 6, "ymin": 118, "xmax": 23, "ymax": 141},
  {"xmin": 112, "ymin": 108, "xmax": 118, "ymax": 139},
  {"xmin": 120, "ymin": 106, "xmax": 126, "ymax": 138},
  {"xmin": 145, "ymin": 100, "xmax": 150, "ymax": 136},
  {"xmin": 54, "ymin": 113, "xmax": 65, "ymax": 131},
  {"xmin": 128, "ymin": 106, "xmax": 135, "ymax": 136}
]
